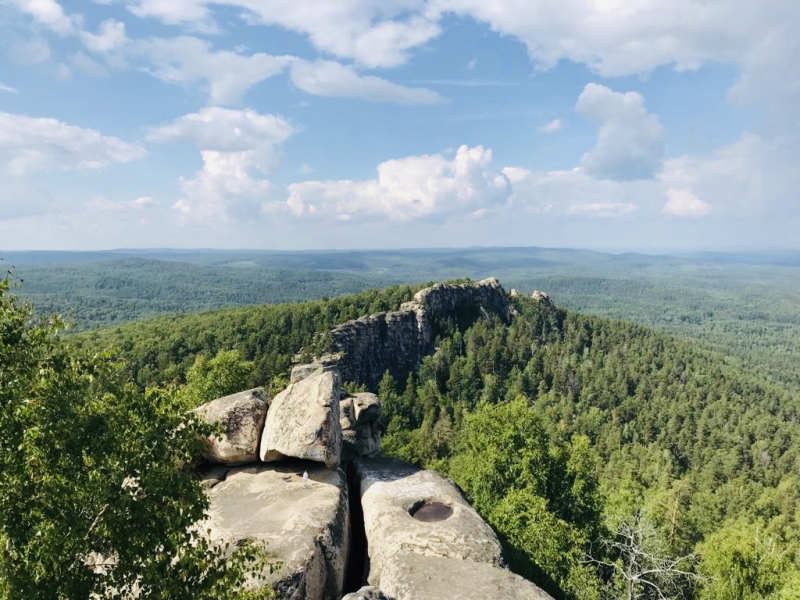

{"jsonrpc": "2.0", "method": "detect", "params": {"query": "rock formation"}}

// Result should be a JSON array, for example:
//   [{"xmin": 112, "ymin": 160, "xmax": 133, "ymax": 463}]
[
  {"xmin": 340, "ymin": 393, "xmax": 382, "ymax": 460},
  {"xmin": 193, "ymin": 388, "xmax": 268, "ymax": 465},
  {"xmin": 328, "ymin": 278, "xmax": 512, "ymax": 389},
  {"xmin": 192, "ymin": 279, "xmax": 555, "ymax": 600},
  {"xmin": 204, "ymin": 461, "xmax": 350, "ymax": 600},
  {"xmin": 260, "ymin": 369, "xmax": 342, "ymax": 469}
]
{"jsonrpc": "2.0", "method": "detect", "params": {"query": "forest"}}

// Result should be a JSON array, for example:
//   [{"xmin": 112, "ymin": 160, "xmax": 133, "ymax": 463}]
[{"xmin": 53, "ymin": 278, "xmax": 800, "ymax": 600}]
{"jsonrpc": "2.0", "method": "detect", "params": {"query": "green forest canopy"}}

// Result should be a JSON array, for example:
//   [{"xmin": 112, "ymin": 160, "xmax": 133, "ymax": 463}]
[{"xmin": 66, "ymin": 280, "xmax": 800, "ymax": 600}]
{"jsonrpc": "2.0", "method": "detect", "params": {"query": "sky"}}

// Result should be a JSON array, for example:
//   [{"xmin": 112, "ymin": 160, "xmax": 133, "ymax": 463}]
[{"xmin": 0, "ymin": 0, "xmax": 798, "ymax": 251}]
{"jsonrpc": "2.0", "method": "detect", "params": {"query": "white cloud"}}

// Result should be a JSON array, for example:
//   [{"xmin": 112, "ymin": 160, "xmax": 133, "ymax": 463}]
[
  {"xmin": 137, "ymin": 36, "xmax": 293, "ymax": 105},
  {"xmin": 148, "ymin": 107, "xmax": 294, "ymax": 221},
  {"xmin": 289, "ymin": 59, "xmax": 446, "ymax": 105},
  {"xmin": 505, "ymin": 166, "xmax": 657, "ymax": 216},
  {"xmin": 661, "ymin": 188, "xmax": 711, "ymax": 217},
  {"xmin": 0, "ymin": 82, "xmax": 17, "ymax": 93},
  {"xmin": 538, "ymin": 118, "xmax": 561, "ymax": 134},
  {"xmin": 576, "ymin": 83, "xmax": 664, "ymax": 181},
  {"xmin": 80, "ymin": 19, "xmax": 128, "ymax": 54},
  {"xmin": 285, "ymin": 144, "xmax": 510, "ymax": 221},
  {"xmin": 5, "ymin": 0, "xmax": 76, "ymax": 34},
  {"xmin": 125, "ymin": 0, "xmax": 439, "ymax": 68},
  {"xmin": 0, "ymin": 111, "xmax": 145, "ymax": 176}
]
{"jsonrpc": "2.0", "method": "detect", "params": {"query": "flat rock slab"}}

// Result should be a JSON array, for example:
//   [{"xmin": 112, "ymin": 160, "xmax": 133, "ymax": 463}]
[
  {"xmin": 379, "ymin": 553, "xmax": 553, "ymax": 600},
  {"xmin": 205, "ymin": 461, "xmax": 350, "ymax": 600},
  {"xmin": 353, "ymin": 458, "xmax": 504, "ymax": 586},
  {"xmin": 194, "ymin": 388, "xmax": 268, "ymax": 465},
  {"xmin": 261, "ymin": 369, "xmax": 342, "ymax": 469},
  {"xmin": 342, "ymin": 586, "xmax": 392, "ymax": 600}
]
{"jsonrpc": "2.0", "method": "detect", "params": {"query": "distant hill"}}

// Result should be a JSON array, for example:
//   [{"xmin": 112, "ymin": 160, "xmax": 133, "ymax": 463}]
[{"xmin": 5, "ymin": 246, "xmax": 800, "ymax": 387}]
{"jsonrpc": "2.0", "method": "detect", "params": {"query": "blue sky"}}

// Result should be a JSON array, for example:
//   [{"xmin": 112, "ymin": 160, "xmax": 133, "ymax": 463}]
[{"xmin": 0, "ymin": 0, "xmax": 797, "ymax": 251}]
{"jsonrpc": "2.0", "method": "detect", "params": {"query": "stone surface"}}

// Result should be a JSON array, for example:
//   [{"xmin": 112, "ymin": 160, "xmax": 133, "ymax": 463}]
[
  {"xmin": 205, "ymin": 461, "xmax": 350, "ymax": 600},
  {"xmin": 291, "ymin": 361, "xmax": 338, "ymax": 384},
  {"xmin": 353, "ymin": 458, "xmax": 505, "ymax": 586},
  {"xmin": 510, "ymin": 288, "xmax": 521, "ymax": 297},
  {"xmin": 531, "ymin": 290, "xmax": 552, "ymax": 306},
  {"xmin": 342, "ymin": 586, "xmax": 392, "ymax": 600},
  {"xmin": 329, "ymin": 278, "xmax": 512, "ymax": 389},
  {"xmin": 379, "ymin": 553, "xmax": 553, "ymax": 600},
  {"xmin": 260, "ymin": 369, "xmax": 342, "ymax": 469},
  {"xmin": 199, "ymin": 464, "xmax": 229, "ymax": 489},
  {"xmin": 340, "ymin": 394, "xmax": 383, "ymax": 460},
  {"xmin": 194, "ymin": 389, "xmax": 268, "ymax": 465}
]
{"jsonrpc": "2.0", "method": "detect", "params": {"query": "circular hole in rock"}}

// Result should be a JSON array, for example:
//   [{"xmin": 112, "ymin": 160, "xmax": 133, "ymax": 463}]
[{"xmin": 409, "ymin": 500, "xmax": 453, "ymax": 522}]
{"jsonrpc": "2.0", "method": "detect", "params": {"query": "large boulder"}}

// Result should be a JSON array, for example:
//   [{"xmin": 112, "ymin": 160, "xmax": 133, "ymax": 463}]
[
  {"xmin": 260, "ymin": 369, "xmax": 342, "ymax": 469},
  {"xmin": 352, "ymin": 458, "xmax": 554, "ymax": 600},
  {"xmin": 205, "ymin": 461, "xmax": 350, "ymax": 600},
  {"xmin": 353, "ymin": 459, "xmax": 504, "ymax": 584},
  {"xmin": 378, "ymin": 553, "xmax": 552, "ymax": 600},
  {"xmin": 194, "ymin": 389, "xmax": 268, "ymax": 465},
  {"xmin": 340, "ymin": 393, "xmax": 382, "ymax": 460}
]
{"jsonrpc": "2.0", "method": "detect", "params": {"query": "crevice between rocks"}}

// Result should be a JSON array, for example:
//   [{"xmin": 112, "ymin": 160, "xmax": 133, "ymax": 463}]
[{"xmin": 342, "ymin": 461, "xmax": 368, "ymax": 596}]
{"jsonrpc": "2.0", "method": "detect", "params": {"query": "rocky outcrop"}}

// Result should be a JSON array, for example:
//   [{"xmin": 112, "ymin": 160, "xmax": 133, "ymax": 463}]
[
  {"xmin": 328, "ymin": 278, "xmax": 512, "ymax": 389},
  {"xmin": 531, "ymin": 290, "xmax": 552, "ymax": 306},
  {"xmin": 352, "ymin": 458, "xmax": 554, "ymax": 600},
  {"xmin": 194, "ymin": 389, "xmax": 268, "ymax": 465},
  {"xmin": 379, "ymin": 553, "xmax": 553, "ymax": 600},
  {"xmin": 205, "ymin": 461, "xmax": 350, "ymax": 600},
  {"xmin": 260, "ymin": 369, "xmax": 342, "ymax": 469},
  {"xmin": 340, "ymin": 393, "xmax": 382, "ymax": 460}
]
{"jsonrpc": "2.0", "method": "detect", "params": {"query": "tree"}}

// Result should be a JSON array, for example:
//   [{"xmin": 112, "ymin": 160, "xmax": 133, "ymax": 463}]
[
  {"xmin": 178, "ymin": 349, "xmax": 254, "ymax": 408},
  {"xmin": 0, "ymin": 277, "xmax": 272, "ymax": 599},
  {"xmin": 587, "ymin": 514, "xmax": 701, "ymax": 600}
]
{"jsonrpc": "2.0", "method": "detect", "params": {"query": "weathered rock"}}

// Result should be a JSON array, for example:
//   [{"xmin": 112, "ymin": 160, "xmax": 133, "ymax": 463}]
[
  {"xmin": 205, "ymin": 461, "xmax": 350, "ymax": 600},
  {"xmin": 510, "ymin": 288, "xmax": 521, "ymax": 297},
  {"xmin": 194, "ymin": 389, "xmax": 268, "ymax": 465},
  {"xmin": 261, "ymin": 369, "xmax": 343, "ymax": 469},
  {"xmin": 342, "ymin": 586, "xmax": 392, "ymax": 600},
  {"xmin": 329, "ymin": 278, "xmax": 512, "ymax": 389},
  {"xmin": 291, "ymin": 361, "xmax": 338, "ymax": 384},
  {"xmin": 531, "ymin": 290, "xmax": 552, "ymax": 305},
  {"xmin": 340, "ymin": 394, "xmax": 382, "ymax": 460},
  {"xmin": 199, "ymin": 464, "xmax": 229, "ymax": 489},
  {"xmin": 379, "ymin": 553, "xmax": 553, "ymax": 600},
  {"xmin": 353, "ymin": 458, "xmax": 504, "ymax": 585}
]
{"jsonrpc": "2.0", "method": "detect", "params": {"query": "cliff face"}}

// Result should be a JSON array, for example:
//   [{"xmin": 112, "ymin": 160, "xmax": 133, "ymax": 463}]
[{"xmin": 328, "ymin": 278, "xmax": 512, "ymax": 389}]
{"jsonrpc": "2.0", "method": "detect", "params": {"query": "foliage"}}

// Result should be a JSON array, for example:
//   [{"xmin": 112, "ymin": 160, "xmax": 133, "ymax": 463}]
[
  {"xmin": 177, "ymin": 349, "xmax": 254, "ymax": 408},
  {"xmin": 0, "ymin": 276, "xmax": 273, "ymax": 599}
]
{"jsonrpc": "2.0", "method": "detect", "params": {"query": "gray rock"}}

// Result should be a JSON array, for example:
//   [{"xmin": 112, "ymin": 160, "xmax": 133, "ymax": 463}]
[
  {"xmin": 379, "ymin": 553, "xmax": 553, "ymax": 600},
  {"xmin": 329, "ymin": 279, "xmax": 512, "ymax": 389},
  {"xmin": 193, "ymin": 389, "xmax": 268, "ymax": 465},
  {"xmin": 342, "ymin": 586, "xmax": 392, "ymax": 600},
  {"xmin": 205, "ymin": 461, "xmax": 350, "ymax": 600},
  {"xmin": 260, "ymin": 369, "xmax": 342, "ymax": 469},
  {"xmin": 531, "ymin": 290, "xmax": 552, "ymax": 305},
  {"xmin": 340, "ymin": 394, "xmax": 382, "ymax": 460},
  {"xmin": 510, "ymin": 288, "xmax": 521, "ymax": 297},
  {"xmin": 199, "ymin": 464, "xmax": 229, "ymax": 489},
  {"xmin": 291, "ymin": 361, "xmax": 338, "ymax": 384},
  {"xmin": 353, "ymin": 458, "xmax": 504, "ymax": 586}
]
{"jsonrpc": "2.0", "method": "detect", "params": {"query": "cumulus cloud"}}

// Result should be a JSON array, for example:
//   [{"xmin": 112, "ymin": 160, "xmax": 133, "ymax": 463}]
[
  {"xmin": 80, "ymin": 19, "xmax": 128, "ymax": 54},
  {"xmin": 137, "ymin": 36, "xmax": 292, "ymax": 105},
  {"xmin": 577, "ymin": 83, "xmax": 665, "ymax": 181},
  {"xmin": 4, "ymin": 0, "xmax": 76, "ymax": 34},
  {"xmin": 289, "ymin": 59, "xmax": 446, "ymax": 105},
  {"xmin": 285, "ymin": 145, "xmax": 510, "ymax": 221},
  {"xmin": 661, "ymin": 189, "xmax": 711, "ymax": 217},
  {"xmin": 147, "ymin": 107, "xmax": 294, "ymax": 221},
  {"xmin": 0, "ymin": 111, "xmax": 145, "ymax": 176}
]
